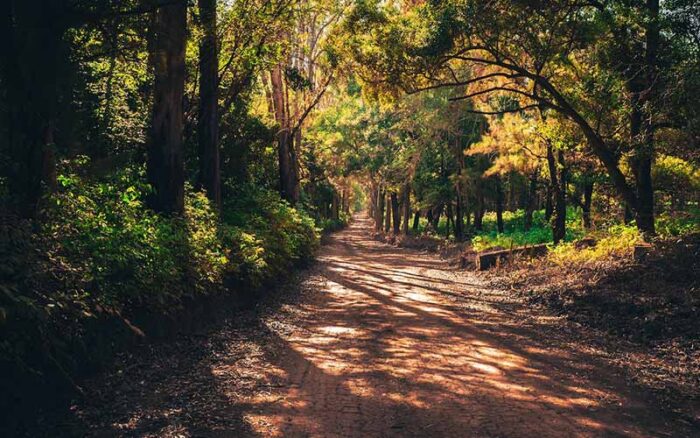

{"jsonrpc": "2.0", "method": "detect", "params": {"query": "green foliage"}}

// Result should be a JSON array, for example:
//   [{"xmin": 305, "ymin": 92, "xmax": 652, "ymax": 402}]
[
  {"xmin": 471, "ymin": 208, "xmax": 586, "ymax": 251},
  {"xmin": 655, "ymin": 208, "xmax": 700, "ymax": 237},
  {"xmin": 549, "ymin": 223, "xmax": 642, "ymax": 264},
  {"xmin": 222, "ymin": 183, "xmax": 320, "ymax": 286},
  {"xmin": 47, "ymin": 161, "xmax": 227, "ymax": 311},
  {"xmin": 4, "ymin": 159, "xmax": 320, "ymax": 320}
]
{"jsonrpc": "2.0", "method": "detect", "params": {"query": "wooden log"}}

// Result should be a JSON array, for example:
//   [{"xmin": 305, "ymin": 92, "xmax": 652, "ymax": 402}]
[
  {"xmin": 633, "ymin": 243, "xmax": 653, "ymax": 262},
  {"xmin": 475, "ymin": 244, "xmax": 549, "ymax": 271},
  {"xmin": 574, "ymin": 237, "xmax": 596, "ymax": 250}
]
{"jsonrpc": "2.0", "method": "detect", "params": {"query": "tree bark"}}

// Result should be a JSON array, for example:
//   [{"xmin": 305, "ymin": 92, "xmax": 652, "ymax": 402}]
[
  {"xmin": 446, "ymin": 202, "xmax": 453, "ymax": 238},
  {"xmin": 2, "ymin": 0, "xmax": 66, "ymax": 218},
  {"xmin": 474, "ymin": 191, "xmax": 484, "ymax": 231},
  {"xmin": 375, "ymin": 187, "xmax": 385, "ymax": 231},
  {"xmin": 546, "ymin": 144, "xmax": 567, "ymax": 244},
  {"xmin": 391, "ymin": 192, "xmax": 400, "ymax": 234},
  {"xmin": 270, "ymin": 66, "xmax": 298, "ymax": 204},
  {"xmin": 432, "ymin": 204, "xmax": 444, "ymax": 230},
  {"xmin": 147, "ymin": 0, "xmax": 187, "ymax": 215},
  {"xmin": 412, "ymin": 210, "xmax": 420, "ymax": 232},
  {"xmin": 626, "ymin": 0, "xmax": 658, "ymax": 236},
  {"xmin": 582, "ymin": 181, "xmax": 593, "ymax": 230},
  {"xmin": 544, "ymin": 185, "xmax": 553, "ymax": 222},
  {"xmin": 455, "ymin": 189, "xmax": 464, "ymax": 241},
  {"xmin": 197, "ymin": 0, "xmax": 221, "ymax": 209},
  {"xmin": 384, "ymin": 193, "xmax": 391, "ymax": 233},
  {"xmin": 402, "ymin": 185, "xmax": 410, "ymax": 234}
]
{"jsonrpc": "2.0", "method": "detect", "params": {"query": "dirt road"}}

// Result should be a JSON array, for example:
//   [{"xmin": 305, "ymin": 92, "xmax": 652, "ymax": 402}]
[{"xmin": 52, "ymin": 216, "xmax": 693, "ymax": 437}]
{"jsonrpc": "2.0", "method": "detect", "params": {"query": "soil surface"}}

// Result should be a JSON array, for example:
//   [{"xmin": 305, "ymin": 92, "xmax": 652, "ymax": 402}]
[{"xmin": 37, "ymin": 216, "xmax": 696, "ymax": 437}]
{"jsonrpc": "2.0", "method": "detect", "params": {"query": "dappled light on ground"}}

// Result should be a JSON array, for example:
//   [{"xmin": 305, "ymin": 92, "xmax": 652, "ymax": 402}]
[
  {"xmin": 52, "ymin": 217, "xmax": 692, "ymax": 437},
  {"xmin": 218, "ymin": 217, "xmax": 681, "ymax": 437}
]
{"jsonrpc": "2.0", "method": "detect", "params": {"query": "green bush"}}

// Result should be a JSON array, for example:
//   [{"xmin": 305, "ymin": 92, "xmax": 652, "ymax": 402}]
[
  {"xmin": 471, "ymin": 208, "xmax": 585, "ymax": 251},
  {"xmin": 4, "ymin": 161, "xmax": 319, "ymax": 320}
]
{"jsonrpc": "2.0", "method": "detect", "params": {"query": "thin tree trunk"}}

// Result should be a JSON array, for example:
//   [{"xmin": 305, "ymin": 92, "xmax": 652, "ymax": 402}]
[
  {"xmin": 402, "ymin": 184, "xmax": 410, "ymax": 234},
  {"xmin": 197, "ymin": 0, "xmax": 220, "ymax": 208},
  {"xmin": 384, "ymin": 193, "xmax": 391, "ymax": 233},
  {"xmin": 446, "ymin": 202, "xmax": 453, "ymax": 238},
  {"xmin": 495, "ymin": 178, "xmax": 504, "ymax": 233},
  {"xmin": 455, "ymin": 189, "xmax": 464, "ymax": 241},
  {"xmin": 582, "ymin": 181, "xmax": 593, "ymax": 230},
  {"xmin": 147, "ymin": 0, "xmax": 187, "ymax": 215},
  {"xmin": 524, "ymin": 174, "xmax": 537, "ymax": 231},
  {"xmin": 412, "ymin": 210, "xmax": 420, "ymax": 232},
  {"xmin": 474, "ymin": 191, "xmax": 484, "ymax": 231}
]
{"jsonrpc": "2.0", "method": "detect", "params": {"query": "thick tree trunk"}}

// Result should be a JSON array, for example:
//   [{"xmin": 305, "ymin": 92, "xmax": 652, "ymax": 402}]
[
  {"xmin": 547, "ymin": 144, "xmax": 567, "ymax": 244},
  {"xmin": 270, "ymin": 66, "xmax": 298, "ymax": 204},
  {"xmin": 544, "ymin": 185, "xmax": 553, "ymax": 222},
  {"xmin": 391, "ymin": 192, "xmax": 400, "ymax": 234},
  {"xmin": 147, "ymin": 1, "xmax": 187, "ymax": 215},
  {"xmin": 495, "ymin": 178, "xmax": 504, "ymax": 234},
  {"xmin": 375, "ymin": 187, "xmax": 385, "ymax": 231},
  {"xmin": 197, "ymin": 0, "xmax": 220, "ymax": 208},
  {"xmin": 2, "ymin": 0, "xmax": 65, "ymax": 218}
]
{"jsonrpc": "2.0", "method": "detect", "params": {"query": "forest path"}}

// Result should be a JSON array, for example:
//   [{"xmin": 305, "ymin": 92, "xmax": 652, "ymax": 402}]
[{"xmin": 58, "ymin": 215, "xmax": 691, "ymax": 437}]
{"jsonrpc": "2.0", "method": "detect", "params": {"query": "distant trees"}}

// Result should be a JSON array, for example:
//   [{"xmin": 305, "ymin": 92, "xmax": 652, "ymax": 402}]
[{"xmin": 341, "ymin": 0, "xmax": 700, "ymax": 237}]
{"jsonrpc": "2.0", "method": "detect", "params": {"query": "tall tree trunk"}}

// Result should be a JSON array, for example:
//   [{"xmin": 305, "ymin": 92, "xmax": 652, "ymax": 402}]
[
  {"xmin": 474, "ymin": 191, "xmax": 484, "ymax": 231},
  {"xmin": 270, "ymin": 66, "xmax": 298, "ymax": 204},
  {"xmin": 445, "ymin": 202, "xmax": 453, "ymax": 238},
  {"xmin": 455, "ymin": 189, "xmax": 464, "ymax": 241},
  {"xmin": 495, "ymin": 178, "xmax": 504, "ymax": 233},
  {"xmin": 582, "ymin": 181, "xmax": 593, "ymax": 230},
  {"xmin": 402, "ymin": 184, "xmax": 410, "ymax": 234},
  {"xmin": 2, "ymin": 0, "xmax": 65, "ymax": 218},
  {"xmin": 629, "ymin": 0, "xmax": 658, "ymax": 236},
  {"xmin": 147, "ymin": 0, "xmax": 187, "ymax": 215},
  {"xmin": 375, "ymin": 187, "xmax": 385, "ymax": 231},
  {"xmin": 384, "ymin": 193, "xmax": 391, "ymax": 233},
  {"xmin": 197, "ymin": 0, "xmax": 220, "ymax": 208},
  {"xmin": 391, "ymin": 192, "xmax": 400, "ymax": 234},
  {"xmin": 412, "ymin": 210, "xmax": 420, "ymax": 232},
  {"xmin": 547, "ymin": 144, "xmax": 566, "ymax": 244},
  {"xmin": 544, "ymin": 185, "xmax": 553, "ymax": 222},
  {"xmin": 432, "ymin": 204, "xmax": 444, "ymax": 230}
]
